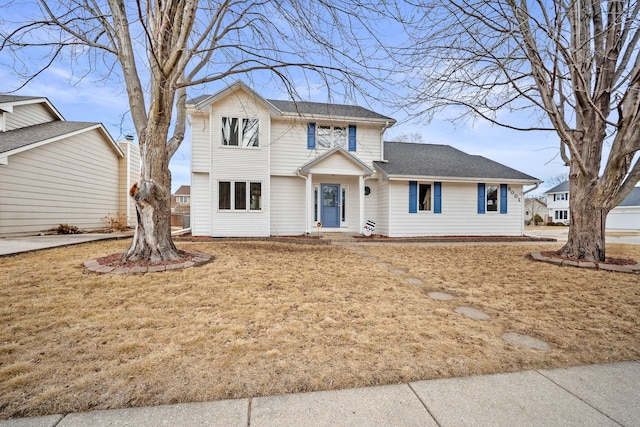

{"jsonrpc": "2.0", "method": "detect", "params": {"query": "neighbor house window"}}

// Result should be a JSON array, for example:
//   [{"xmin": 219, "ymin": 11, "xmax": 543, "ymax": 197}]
[
  {"xmin": 555, "ymin": 210, "xmax": 568, "ymax": 220},
  {"xmin": 419, "ymin": 184, "xmax": 432, "ymax": 211},
  {"xmin": 222, "ymin": 117, "xmax": 259, "ymax": 147},
  {"xmin": 219, "ymin": 181, "xmax": 262, "ymax": 211},
  {"xmin": 178, "ymin": 196, "xmax": 188, "ymax": 203}
]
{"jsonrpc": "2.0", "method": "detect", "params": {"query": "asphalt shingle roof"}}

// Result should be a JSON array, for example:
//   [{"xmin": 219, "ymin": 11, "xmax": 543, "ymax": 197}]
[
  {"xmin": 0, "ymin": 121, "xmax": 100, "ymax": 154},
  {"xmin": 0, "ymin": 94, "xmax": 43, "ymax": 104},
  {"xmin": 266, "ymin": 99, "xmax": 394, "ymax": 122},
  {"xmin": 374, "ymin": 141, "xmax": 539, "ymax": 181},
  {"xmin": 545, "ymin": 181, "xmax": 570, "ymax": 193},
  {"xmin": 187, "ymin": 94, "xmax": 394, "ymax": 122},
  {"xmin": 619, "ymin": 187, "xmax": 640, "ymax": 207}
]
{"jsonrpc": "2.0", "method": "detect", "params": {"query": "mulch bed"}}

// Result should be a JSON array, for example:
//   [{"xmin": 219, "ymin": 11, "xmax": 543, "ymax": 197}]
[
  {"xmin": 96, "ymin": 251, "xmax": 198, "ymax": 268},
  {"xmin": 540, "ymin": 251, "xmax": 637, "ymax": 266}
]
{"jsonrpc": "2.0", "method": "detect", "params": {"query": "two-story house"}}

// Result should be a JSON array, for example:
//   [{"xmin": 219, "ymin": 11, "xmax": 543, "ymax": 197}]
[
  {"xmin": 545, "ymin": 181, "xmax": 570, "ymax": 224},
  {"xmin": 545, "ymin": 180, "xmax": 640, "ymax": 230},
  {"xmin": 186, "ymin": 81, "xmax": 541, "ymax": 237},
  {"xmin": 0, "ymin": 95, "xmax": 139, "ymax": 235}
]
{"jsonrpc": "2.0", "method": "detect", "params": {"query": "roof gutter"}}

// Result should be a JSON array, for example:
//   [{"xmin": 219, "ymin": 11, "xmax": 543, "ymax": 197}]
[{"xmin": 523, "ymin": 182, "xmax": 540, "ymax": 195}]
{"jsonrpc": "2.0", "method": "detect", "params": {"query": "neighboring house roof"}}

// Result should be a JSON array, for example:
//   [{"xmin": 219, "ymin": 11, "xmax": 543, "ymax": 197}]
[
  {"xmin": 545, "ymin": 180, "xmax": 570, "ymax": 194},
  {"xmin": 374, "ymin": 141, "xmax": 540, "ymax": 183},
  {"xmin": 0, "ymin": 121, "xmax": 123, "ymax": 159},
  {"xmin": 0, "ymin": 94, "xmax": 64, "ymax": 119},
  {"xmin": 187, "ymin": 80, "xmax": 395, "ymax": 124},
  {"xmin": 618, "ymin": 187, "xmax": 640, "ymax": 207},
  {"xmin": 173, "ymin": 185, "xmax": 191, "ymax": 196}
]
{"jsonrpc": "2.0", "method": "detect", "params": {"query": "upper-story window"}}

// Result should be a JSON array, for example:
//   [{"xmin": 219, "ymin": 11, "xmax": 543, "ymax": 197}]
[
  {"xmin": 222, "ymin": 117, "xmax": 259, "ymax": 147},
  {"xmin": 554, "ymin": 193, "xmax": 568, "ymax": 201},
  {"xmin": 307, "ymin": 122, "xmax": 356, "ymax": 151},
  {"xmin": 317, "ymin": 125, "xmax": 347, "ymax": 149}
]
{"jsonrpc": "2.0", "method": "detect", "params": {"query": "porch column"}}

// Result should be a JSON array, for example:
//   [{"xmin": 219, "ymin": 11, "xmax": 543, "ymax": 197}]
[
  {"xmin": 359, "ymin": 175, "xmax": 365, "ymax": 234},
  {"xmin": 306, "ymin": 173, "xmax": 313, "ymax": 234}
]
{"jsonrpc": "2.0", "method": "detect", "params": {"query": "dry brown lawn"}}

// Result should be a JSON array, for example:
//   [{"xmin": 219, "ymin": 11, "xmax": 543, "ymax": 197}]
[{"xmin": 1, "ymin": 240, "xmax": 638, "ymax": 419}]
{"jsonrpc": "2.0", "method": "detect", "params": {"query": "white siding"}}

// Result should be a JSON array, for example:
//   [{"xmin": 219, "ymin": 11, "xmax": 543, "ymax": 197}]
[
  {"xmin": 364, "ymin": 179, "xmax": 378, "ymax": 230},
  {"xmin": 190, "ymin": 112, "xmax": 210, "ymax": 172},
  {"xmin": 270, "ymin": 119, "xmax": 383, "ymax": 175},
  {"xmin": 270, "ymin": 176, "xmax": 306, "ymax": 235},
  {"xmin": 387, "ymin": 181, "xmax": 525, "ymax": 237},
  {"xmin": 4, "ymin": 103, "xmax": 58, "ymax": 130},
  {"xmin": 606, "ymin": 207, "xmax": 640, "ymax": 230},
  {"xmin": 376, "ymin": 180, "xmax": 390, "ymax": 235},
  {"xmin": 118, "ymin": 141, "xmax": 140, "ymax": 227},
  {"xmin": 207, "ymin": 90, "xmax": 271, "ymax": 237},
  {"xmin": 191, "ymin": 172, "xmax": 211, "ymax": 235},
  {"xmin": 0, "ymin": 129, "xmax": 121, "ymax": 235}
]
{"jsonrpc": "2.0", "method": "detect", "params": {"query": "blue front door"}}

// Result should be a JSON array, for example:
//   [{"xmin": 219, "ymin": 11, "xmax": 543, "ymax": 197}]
[{"xmin": 321, "ymin": 184, "xmax": 340, "ymax": 228}]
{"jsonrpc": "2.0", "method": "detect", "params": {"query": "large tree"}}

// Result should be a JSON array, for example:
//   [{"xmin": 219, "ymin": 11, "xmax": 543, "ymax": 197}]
[
  {"xmin": 1, "ymin": 0, "xmax": 389, "ymax": 262},
  {"xmin": 399, "ymin": 0, "xmax": 640, "ymax": 261}
]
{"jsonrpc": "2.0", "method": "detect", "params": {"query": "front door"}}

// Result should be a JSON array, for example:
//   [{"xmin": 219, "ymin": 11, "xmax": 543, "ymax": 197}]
[{"xmin": 321, "ymin": 184, "xmax": 340, "ymax": 228}]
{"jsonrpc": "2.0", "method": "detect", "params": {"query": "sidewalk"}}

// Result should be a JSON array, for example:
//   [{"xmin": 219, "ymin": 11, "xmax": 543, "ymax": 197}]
[
  {"xmin": 1, "ymin": 361, "xmax": 638, "ymax": 426},
  {"xmin": 0, "ymin": 233, "xmax": 131, "ymax": 256}
]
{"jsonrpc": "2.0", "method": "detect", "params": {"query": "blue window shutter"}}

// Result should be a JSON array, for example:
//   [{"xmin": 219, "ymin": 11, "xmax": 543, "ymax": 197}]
[
  {"xmin": 409, "ymin": 181, "xmax": 417, "ymax": 213},
  {"xmin": 500, "ymin": 184, "xmax": 508, "ymax": 214},
  {"xmin": 434, "ymin": 182, "xmax": 442, "ymax": 214},
  {"xmin": 307, "ymin": 123, "xmax": 316, "ymax": 149},
  {"xmin": 477, "ymin": 183, "xmax": 485, "ymax": 214},
  {"xmin": 348, "ymin": 125, "xmax": 357, "ymax": 151}
]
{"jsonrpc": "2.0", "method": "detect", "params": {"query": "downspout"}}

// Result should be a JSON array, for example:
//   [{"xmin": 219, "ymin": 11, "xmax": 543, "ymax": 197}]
[
  {"xmin": 522, "ymin": 183, "xmax": 540, "ymax": 235},
  {"xmin": 296, "ymin": 168, "xmax": 310, "ymax": 234}
]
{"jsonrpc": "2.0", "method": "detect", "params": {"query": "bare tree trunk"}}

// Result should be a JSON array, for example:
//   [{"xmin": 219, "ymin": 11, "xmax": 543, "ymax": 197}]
[{"xmin": 558, "ymin": 169, "xmax": 608, "ymax": 262}]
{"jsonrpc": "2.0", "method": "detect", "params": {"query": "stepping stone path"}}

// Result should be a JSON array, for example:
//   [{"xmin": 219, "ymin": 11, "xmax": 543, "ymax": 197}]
[
  {"xmin": 454, "ymin": 306, "xmax": 491, "ymax": 321},
  {"xmin": 428, "ymin": 291, "xmax": 454, "ymax": 301},
  {"xmin": 353, "ymin": 245, "xmax": 550, "ymax": 350},
  {"xmin": 502, "ymin": 332, "xmax": 551, "ymax": 351}
]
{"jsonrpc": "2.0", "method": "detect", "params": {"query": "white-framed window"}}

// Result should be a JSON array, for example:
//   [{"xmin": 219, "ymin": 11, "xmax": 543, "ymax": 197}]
[
  {"xmin": 178, "ymin": 196, "xmax": 189, "ymax": 203},
  {"xmin": 486, "ymin": 185, "xmax": 499, "ymax": 212},
  {"xmin": 316, "ymin": 125, "xmax": 347, "ymax": 149},
  {"xmin": 341, "ymin": 186, "xmax": 348, "ymax": 224},
  {"xmin": 221, "ymin": 117, "xmax": 259, "ymax": 147},
  {"xmin": 218, "ymin": 181, "xmax": 262, "ymax": 211},
  {"xmin": 554, "ymin": 210, "xmax": 568, "ymax": 220},
  {"xmin": 554, "ymin": 193, "xmax": 568, "ymax": 201},
  {"xmin": 419, "ymin": 183, "xmax": 432, "ymax": 211}
]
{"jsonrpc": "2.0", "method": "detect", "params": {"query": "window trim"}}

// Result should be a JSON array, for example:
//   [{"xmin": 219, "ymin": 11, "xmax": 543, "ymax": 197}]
[
  {"xmin": 307, "ymin": 122, "xmax": 354, "ymax": 150},
  {"xmin": 218, "ymin": 180, "xmax": 263, "ymax": 212},
  {"xmin": 220, "ymin": 116, "xmax": 260, "ymax": 148}
]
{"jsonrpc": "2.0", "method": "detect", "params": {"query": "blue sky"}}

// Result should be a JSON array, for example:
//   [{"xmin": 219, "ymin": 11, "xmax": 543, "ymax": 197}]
[
  {"xmin": 0, "ymin": 1, "xmax": 573, "ymax": 197},
  {"xmin": 0, "ymin": 64, "xmax": 569, "ymax": 197}
]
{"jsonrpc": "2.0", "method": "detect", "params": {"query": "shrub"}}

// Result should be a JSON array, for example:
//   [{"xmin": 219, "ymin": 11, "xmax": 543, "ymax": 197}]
[
  {"xmin": 55, "ymin": 224, "xmax": 82, "ymax": 234},
  {"xmin": 533, "ymin": 214, "xmax": 544, "ymax": 225},
  {"xmin": 101, "ymin": 212, "xmax": 129, "ymax": 232}
]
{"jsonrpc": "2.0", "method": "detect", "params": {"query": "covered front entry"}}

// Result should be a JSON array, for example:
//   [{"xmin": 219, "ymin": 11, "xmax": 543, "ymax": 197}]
[
  {"xmin": 320, "ymin": 184, "xmax": 341, "ymax": 227},
  {"xmin": 296, "ymin": 146, "xmax": 375, "ymax": 234}
]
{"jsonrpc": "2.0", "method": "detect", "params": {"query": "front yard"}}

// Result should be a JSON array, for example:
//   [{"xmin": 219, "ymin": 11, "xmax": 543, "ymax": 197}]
[{"xmin": 0, "ymin": 240, "xmax": 638, "ymax": 419}]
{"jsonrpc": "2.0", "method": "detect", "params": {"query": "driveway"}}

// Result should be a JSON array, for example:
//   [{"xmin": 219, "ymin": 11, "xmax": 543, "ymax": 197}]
[{"xmin": 526, "ymin": 227, "xmax": 640, "ymax": 245}]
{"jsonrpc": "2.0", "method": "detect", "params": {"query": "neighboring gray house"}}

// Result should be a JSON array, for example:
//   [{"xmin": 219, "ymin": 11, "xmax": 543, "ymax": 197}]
[
  {"xmin": 545, "ymin": 181, "xmax": 640, "ymax": 230},
  {"xmin": 0, "ymin": 95, "xmax": 139, "ymax": 235},
  {"xmin": 187, "ymin": 81, "xmax": 541, "ymax": 237}
]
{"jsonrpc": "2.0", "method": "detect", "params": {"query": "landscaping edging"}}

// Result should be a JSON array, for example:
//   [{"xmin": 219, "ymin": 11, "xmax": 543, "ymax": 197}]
[
  {"xmin": 530, "ymin": 251, "xmax": 640, "ymax": 273},
  {"xmin": 84, "ymin": 250, "xmax": 212, "ymax": 274}
]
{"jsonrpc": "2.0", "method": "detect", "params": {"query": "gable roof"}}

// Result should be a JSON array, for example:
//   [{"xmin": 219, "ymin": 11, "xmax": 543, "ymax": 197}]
[
  {"xmin": 298, "ymin": 146, "xmax": 374, "ymax": 176},
  {"xmin": 374, "ymin": 141, "xmax": 540, "ymax": 183},
  {"xmin": 0, "ymin": 95, "xmax": 64, "ymax": 119},
  {"xmin": 618, "ymin": 187, "xmax": 640, "ymax": 207},
  {"xmin": 0, "ymin": 121, "xmax": 123, "ymax": 158},
  {"xmin": 187, "ymin": 80, "xmax": 395, "ymax": 124},
  {"xmin": 173, "ymin": 185, "xmax": 191, "ymax": 196},
  {"xmin": 545, "ymin": 180, "xmax": 570, "ymax": 194}
]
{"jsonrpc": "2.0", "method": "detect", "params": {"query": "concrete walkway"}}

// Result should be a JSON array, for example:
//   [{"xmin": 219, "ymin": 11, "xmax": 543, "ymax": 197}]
[
  {"xmin": 0, "ymin": 233, "xmax": 131, "ymax": 256},
  {"xmin": 1, "ymin": 361, "xmax": 638, "ymax": 426}
]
